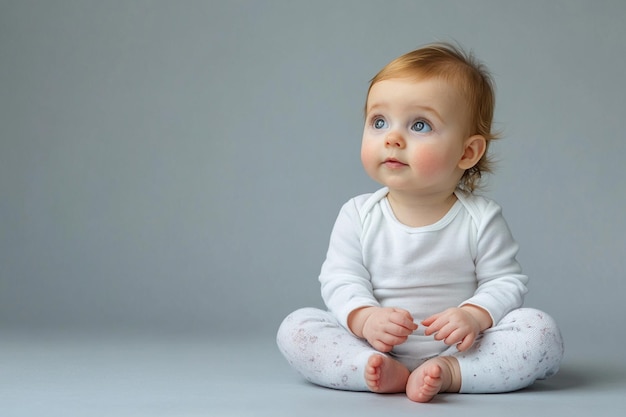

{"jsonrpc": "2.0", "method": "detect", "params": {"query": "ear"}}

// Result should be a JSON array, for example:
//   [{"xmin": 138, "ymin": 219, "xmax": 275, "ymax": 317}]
[{"xmin": 458, "ymin": 135, "xmax": 486, "ymax": 170}]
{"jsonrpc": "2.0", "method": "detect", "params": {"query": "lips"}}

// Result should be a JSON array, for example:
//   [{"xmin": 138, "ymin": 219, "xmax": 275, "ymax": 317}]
[{"xmin": 383, "ymin": 157, "xmax": 407, "ymax": 169}]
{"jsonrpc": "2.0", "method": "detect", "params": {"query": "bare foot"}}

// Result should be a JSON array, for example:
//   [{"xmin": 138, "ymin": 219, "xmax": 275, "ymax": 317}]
[
  {"xmin": 405, "ymin": 357, "xmax": 461, "ymax": 403},
  {"xmin": 364, "ymin": 354, "xmax": 409, "ymax": 393}
]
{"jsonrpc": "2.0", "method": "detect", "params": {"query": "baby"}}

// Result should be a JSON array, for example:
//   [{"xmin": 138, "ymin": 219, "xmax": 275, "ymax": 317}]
[{"xmin": 277, "ymin": 43, "xmax": 564, "ymax": 402}]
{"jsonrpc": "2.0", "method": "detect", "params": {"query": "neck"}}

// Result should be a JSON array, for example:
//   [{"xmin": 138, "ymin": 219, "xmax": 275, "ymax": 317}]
[{"xmin": 386, "ymin": 188, "xmax": 458, "ymax": 227}]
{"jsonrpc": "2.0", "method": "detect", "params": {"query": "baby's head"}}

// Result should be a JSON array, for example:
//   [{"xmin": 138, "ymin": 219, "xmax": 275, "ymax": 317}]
[{"xmin": 365, "ymin": 43, "xmax": 497, "ymax": 192}]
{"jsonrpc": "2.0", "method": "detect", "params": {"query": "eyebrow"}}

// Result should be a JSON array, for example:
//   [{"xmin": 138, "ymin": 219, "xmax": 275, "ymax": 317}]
[{"xmin": 366, "ymin": 102, "xmax": 444, "ymax": 123}]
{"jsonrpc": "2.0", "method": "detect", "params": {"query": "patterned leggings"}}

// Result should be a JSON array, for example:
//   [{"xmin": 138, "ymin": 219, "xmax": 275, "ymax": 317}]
[{"xmin": 276, "ymin": 307, "xmax": 564, "ymax": 393}]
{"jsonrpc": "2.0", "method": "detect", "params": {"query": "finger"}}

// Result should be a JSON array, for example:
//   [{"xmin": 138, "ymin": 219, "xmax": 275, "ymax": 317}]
[
  {"xmin": 433, "ymin": 324, "xmax": 455, "ymax": 341},
  {"xmin": 443, "ymin": 334, "xmax": 461, "ymax": 346},
  {"xmin": 421, "ymin": 313, "xmax": 440, "ymax": 327},
  {"xmin": 380, "ymin": 333, "xmax": 408, "ymax": 347},
  {"xmin": 424, "ymin": 316, "xmax": 448, "ymax": 336},
  {"xmin": 390, "ymin": 309, "xmax": 418, "ymax": 330},
  {"xmin": 444, "ymin": 328, "xmax": 469, "ymax": 347},
  {"xmin": 386, "ymin": 319, "xmax": 418, "ymax": 337},
  {"xmin": 372, "ymin": 339, "xmax": 393, "ymax": 353},
  {"xmin": 392, "ymin": 308, "xmax": 413, "ymax": 318},
  {"xmin": 381, "ymin": 321, "xmax": 412, "ymax": 338},
  {"xmin": 456, "ymin": 333, "xmax": 476, "ymax": 352}
]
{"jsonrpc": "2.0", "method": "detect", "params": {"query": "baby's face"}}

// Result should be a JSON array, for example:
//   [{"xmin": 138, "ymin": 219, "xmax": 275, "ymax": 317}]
[{"xmin": 361, "ymin": 77, "xmax": 472, "ymax": 195}]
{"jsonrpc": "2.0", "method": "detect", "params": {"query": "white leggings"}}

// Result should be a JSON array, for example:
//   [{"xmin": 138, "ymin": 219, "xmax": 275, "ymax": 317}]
[{"xmin": 276, "ymin": 307, "xmax": 564, "ymax": 393}]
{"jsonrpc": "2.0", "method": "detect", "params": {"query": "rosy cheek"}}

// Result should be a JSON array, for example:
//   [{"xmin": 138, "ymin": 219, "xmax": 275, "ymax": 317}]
[
  {"xmin": 360, "ymin": 141, "xmax": 376, "ymax": 169},
  {"xmin": 412, "ymin": 147, "xmax": 446, "ymax": 177}
]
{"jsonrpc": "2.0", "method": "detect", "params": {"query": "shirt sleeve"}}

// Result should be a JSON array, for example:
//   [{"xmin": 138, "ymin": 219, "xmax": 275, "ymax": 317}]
[
  {"xmin": 319, "ymin": 199, "xmax": 380, "ymax": 333},
  {"xmin": 460, "ymin": 199, "xmax": 529, "ymax": 325}
]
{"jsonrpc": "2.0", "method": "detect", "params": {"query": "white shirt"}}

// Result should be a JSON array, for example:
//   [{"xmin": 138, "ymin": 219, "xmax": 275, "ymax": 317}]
[{"xmin": 319, "ymin": 187, "xmax": 528, "ymax": 334}]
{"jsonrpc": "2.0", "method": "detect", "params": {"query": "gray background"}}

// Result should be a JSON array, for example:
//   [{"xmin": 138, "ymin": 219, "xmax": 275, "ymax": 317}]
[{"xmin": 2, "ymin": 0, "xmax": 626, "ymax": 366}]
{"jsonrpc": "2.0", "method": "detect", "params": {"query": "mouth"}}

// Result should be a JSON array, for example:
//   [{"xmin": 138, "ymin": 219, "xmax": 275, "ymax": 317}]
[{"xmin": 383, "ymin": 157, "xmax": 407, "ymax": 169}]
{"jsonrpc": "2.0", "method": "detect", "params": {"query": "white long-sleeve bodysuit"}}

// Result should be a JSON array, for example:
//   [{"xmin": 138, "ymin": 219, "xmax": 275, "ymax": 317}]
[{"xmin": 277, "ymin": 188, "xmax": 563, "ymax": 392}]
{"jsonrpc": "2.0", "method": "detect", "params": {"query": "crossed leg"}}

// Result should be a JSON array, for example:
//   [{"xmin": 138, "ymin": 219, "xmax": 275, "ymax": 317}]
[{"xmin": 278, "ymin": 308, "xmax": 563, "ymax": 400}]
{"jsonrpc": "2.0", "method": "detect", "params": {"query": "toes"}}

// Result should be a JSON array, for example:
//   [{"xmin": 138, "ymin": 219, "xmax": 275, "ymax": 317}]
[
  {"xmin": 427, "ymin": 363, "xmax": 442, "ymax": 379},
  {"xmin": 367, "ymin": 354, "xmax": 384, "ymax": 367},
  {"xmin": 407, "ymin": 362, "xmax": 445, "ymax": 402}
]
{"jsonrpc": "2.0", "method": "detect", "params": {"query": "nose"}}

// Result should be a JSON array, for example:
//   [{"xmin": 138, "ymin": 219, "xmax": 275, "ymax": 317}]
[{"xmin": 385, "ymin": 133, "xmax": 405, "ymax": 149}]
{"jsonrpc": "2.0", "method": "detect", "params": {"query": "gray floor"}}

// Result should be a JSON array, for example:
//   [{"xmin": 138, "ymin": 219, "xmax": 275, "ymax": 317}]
[{"xmin": 2, "ymin": 331, "xmax": 625, "ymax": 417}]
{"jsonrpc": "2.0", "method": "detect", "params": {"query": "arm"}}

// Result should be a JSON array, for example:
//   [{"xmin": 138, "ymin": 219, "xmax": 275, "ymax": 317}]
[
  {"xmin": 462, "ymin": 199, "xmax": 529, "ymax": 325},
  {"xmin": 318, "ymin": 199, "xmax": 380, "ymax": 331}
]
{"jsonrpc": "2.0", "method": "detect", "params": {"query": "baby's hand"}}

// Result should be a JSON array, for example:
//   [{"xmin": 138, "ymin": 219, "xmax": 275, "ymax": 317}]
[
  {"xmin": 422, "ymin": 306, "xmax": 492, "ymax": 352},
  {"xmin": 350, "ymin": 307, "xmax": 418, "ymax": 352}
]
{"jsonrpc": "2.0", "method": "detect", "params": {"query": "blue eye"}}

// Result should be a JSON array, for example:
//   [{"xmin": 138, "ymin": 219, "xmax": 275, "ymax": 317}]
[
  {"xmin": 373, "ymin": 118, "xmax": 388, "ymax": 129},
  {"xmin": 411, "ymin": 120, "xmax": 432, "ymax": 133}
]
